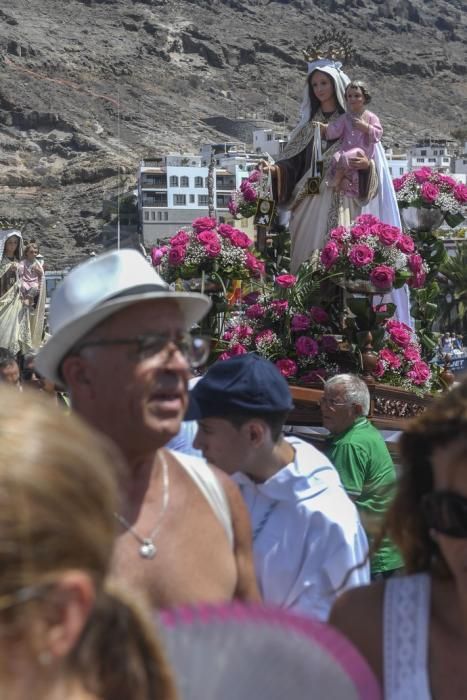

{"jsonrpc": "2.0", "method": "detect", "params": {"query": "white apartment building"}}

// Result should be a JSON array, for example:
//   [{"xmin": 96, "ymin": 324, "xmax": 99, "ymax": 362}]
[
  {"xmin": 454, "ymin": 142, "xmax": 467, "ymax": 178},
  {"xmin": 253, "ymin": 128, "xmax": 288, "ymax": 158},
  {"xmin": 385, "ymin": 148, "xmax": 409, "ymax": 177},
  {"xmin": 408, "ymin": 139, "xmax": 453, "ymax": 172},
  {"xmin": 139, "ymin": 143, "xmax": 261, "ymax": 245}
]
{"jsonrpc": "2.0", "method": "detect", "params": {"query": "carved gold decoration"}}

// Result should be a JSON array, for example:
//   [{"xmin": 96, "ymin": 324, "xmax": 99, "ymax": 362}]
[{"xmin": 303, "ymin": 30, "xmax": 353, "ymax": 65}]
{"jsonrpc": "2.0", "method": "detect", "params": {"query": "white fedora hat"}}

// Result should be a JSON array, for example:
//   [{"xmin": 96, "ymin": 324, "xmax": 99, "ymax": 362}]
[{"xmin": 36, "ymin": 249, "xmax": 211, "ymax": 385}]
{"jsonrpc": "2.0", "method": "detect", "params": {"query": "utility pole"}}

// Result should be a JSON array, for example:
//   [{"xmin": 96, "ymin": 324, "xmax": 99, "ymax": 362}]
[{"xmin": 208, "ymin": 148, "xmax": 215, "ymax": 219}]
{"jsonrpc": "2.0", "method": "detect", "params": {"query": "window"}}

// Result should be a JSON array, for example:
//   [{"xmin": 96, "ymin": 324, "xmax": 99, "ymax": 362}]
[
  {"xmin": 194, "ymin": 176, "xmax": 203, "ymax": 187},
  {"xmin": 433, "ymin": 150, "xmax": 438, "ymax": 155},
  {"xmin": 189, "ymin": 194, "xmax": 195, "ymax": 203},
  {"xmin": 416, "ymin": 158, "xmax": 424, "ymax": 163},
  {"xmin": 267, "ymin": 133, "xmax": 273, "ymax": 141},
  {"xmin": 429, "ymin": 158, "xmax": 436, "ymax": 163},
  {"xmin": 174, "ymin": 194, "xmax": 186, "ymax": 206},
  {"xmin": 143, "ymin": 192, "xmax": 168, "ymax": 207},
  {"xmin": 151, "ymin": 211, "xmax": 156, "ymax": 220},
  {"xmin": 198, "ymin": 195, "xmax": 209, "ymax": 206},
  {"xmin": 421, "ymin": 150, "xmax": 427, "ymax": 156},
  {"xmin": 443, "ymin": 158, "xmax": 450, "ymax": 163},
  {"xmin": 399, "ymin": 167, "xmax": 404, "ymax": 175},
  {"xmin": 388, "ymin": 167, "xmax": 393, "ymax": 175},
  {"xmin": 216, "ymin": 194, "xmax": 230, "ymax": 208},
  {"xmin": 180, "ymin": 176, "xmax": 189, "ymax": 187},
  {"xmin": 157, "ymin": 212, "xmax": 162, "ymax": 220},
  {"xmin": 163, "ymin": 212, "xmax": 168, "ymax": 221},
  {"xmin": 144, "ymin": 211, "xmax": 149, "ymax": 221},
  {"xmin": 169, "ymin": 176, "xmax": 179, "ymax": 187}
]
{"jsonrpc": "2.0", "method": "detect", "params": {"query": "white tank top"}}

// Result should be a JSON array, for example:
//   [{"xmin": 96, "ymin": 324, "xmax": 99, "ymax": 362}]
[
  {"xmin": 170, "ymin": 450, "xmax": 234, "ymax": 548},
  {"xmin": 384, "ymin": 573, "xmax": 431, "ymax": 700}
]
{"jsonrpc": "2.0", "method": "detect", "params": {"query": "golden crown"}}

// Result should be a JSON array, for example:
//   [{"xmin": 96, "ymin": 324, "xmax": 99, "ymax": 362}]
[{"xmin": 303, "ymin": 30, "xmax": 353, "ymax": 65}]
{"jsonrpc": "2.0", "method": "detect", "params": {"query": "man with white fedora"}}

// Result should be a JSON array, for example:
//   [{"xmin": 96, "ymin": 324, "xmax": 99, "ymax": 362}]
[{"xmin": 36, "ymin": 249, "xmax": 260, "ymax": 609}]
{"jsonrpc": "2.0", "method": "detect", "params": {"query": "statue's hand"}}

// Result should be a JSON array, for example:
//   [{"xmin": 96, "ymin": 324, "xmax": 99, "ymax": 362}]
[{"xmin": 349, "ymin": 154, "xmax": 370, "ymax": 170}]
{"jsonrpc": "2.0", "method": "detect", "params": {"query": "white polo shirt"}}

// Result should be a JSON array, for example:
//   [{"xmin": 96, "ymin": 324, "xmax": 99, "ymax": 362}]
[{"xmin": 233, "ymin": 436, "xmax": 369, "ymax": 621}]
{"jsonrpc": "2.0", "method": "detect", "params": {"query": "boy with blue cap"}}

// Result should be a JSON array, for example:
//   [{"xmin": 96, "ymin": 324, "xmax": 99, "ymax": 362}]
[{"xmin": 188, "ymin": 353, "xmax": 369, "ymax": 620}]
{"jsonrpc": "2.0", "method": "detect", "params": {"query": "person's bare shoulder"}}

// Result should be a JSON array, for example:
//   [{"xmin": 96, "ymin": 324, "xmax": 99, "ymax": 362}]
[
  {"xmin": 211, "ymin": 466, "xmax": 261, "ymax": 603},
  {"xmin": 329, "ymin": 581, "xmax": 384, "ymax": 683}
]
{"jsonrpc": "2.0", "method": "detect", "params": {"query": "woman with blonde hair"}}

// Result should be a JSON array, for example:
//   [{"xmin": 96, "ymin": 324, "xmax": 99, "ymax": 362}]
[
  {"xmin": 0, "ymin": 388, "xmax": 177, "ymax": 700},
  {"xmin": 330, "ymin": 379, "xmax": 467, "ymax": 699}
]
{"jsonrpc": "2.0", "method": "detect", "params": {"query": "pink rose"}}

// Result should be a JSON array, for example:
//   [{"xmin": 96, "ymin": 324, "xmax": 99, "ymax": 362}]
[
  {"xmin": 370, "ymin": 265, "xmax": 395, "ymax": 290},
  {"xmin": 320, "ymin": 335, "xmax": 339, "ymax": 353},
  {"xmin": 420, "ymin": 182, "xmax": 439, "ymax": 204},
  {"xmin": 192, "ymin": 217, "xmax": 217, "ymax": 232},
  {"xmin": 408, "ymin": 253, "xmax": 423, "ymax": 273},
  {"xmin": 300, "ymin": 368, "xmax": 327, "ymax": 385},
  {"xmin": 218, "ymin": 352, "xmax": 232, "ymax": 361},
  {"xmin": 310, "ymin": 306, "xmax": 329, "ymax": 324},
  {"xmin": 229, "ymin": 343, "xmax": 248, "ymax": 356},
  {"xmin": 291, "ymin": 314, "xmax": 311, "ymax": 332},
  {"xmin": 270, "ymin": 299, "xmax": 289, "ymax": 316},
  {"xmin": 245, "ymin": 303, "xmax": 265, "ymax": 319},
  {"xmin": 392, "ymin": 177, "xmax": 404, "ymax": 192},
  {"xmin": 255, "ymin": 329, "xmax": 276, "ymax": 344},
  {"xmin": 275, "ymin": 274, "xmax": 297, "ymax": 288},
  {"xmin": 230, "ymin": 230, "xmax": 251, "ymax": 248},
  {"xmin": 397, "ymin": 234, "xmax": 415, "ymax": 254},
  {"xmin": 404, "ymin": 345, "xmax": 421, "ymax": 362},
  {"xmin": 168, "ymin": 245, "xmax": 186, "ymax": 266},
  {"xmin": 373, "ymin": 360, "xmax": 386, "ymax": 378},
  {"xmin": 386, "ymin": 320, "xmax": 411, "ymax": 332},
  {"xmin": 204, "ymin": 240, "xmax": 221, "ymax": 257},
  {"xmin": 218, "ymin": 223, "xmax": 237, "ymax": 239},
  {"xmin": 247, "ymin": 169, "xmax": 261, "ymax": 183},
  {"xmin": 378, "ymin": 225, "xmax": 401, "ymax": 247},
  {"xmin": 295, "ymin": 336, "xmax": 319, "ymax": 357},
  {"xmin": 240, "ymin": 183, "xmax": 257, "ymax": 202},
  {"xmin": 379, "ymin": 348, "xmax": 401, "ymax": 369},
  {"xmin": 350, "ymin": 224, "xmax": 370, "ymax": 240},
  {"xmin": 170, "ymin": 231, "xmax": 190, "ymax": 246},
  {"xmin": 414, "ymin": 168, "xmax": 432, "ymax": 184},
  {"xmin": 355, "ymin": 214, "xmax": 380, "ymax": 226},
  {"xmin": 151, "ymin": 246, "xmax": 167, "ymax": 266},
  {"xmin": 197, "ymin": 229, "xmax": 219, "ymax": 245},
  {"xmin": 409, "ymin": 270, "xmax": 427, "ymax": 288},
  {"xmin": 245, "ymin": 252, "xmax": 265, "ymax": 277},
  {"xmin": 406, "ymin": 360, "xmax": 431, "ymax": 385},
  {"xmin": 349, "ymin": 244, "xmax": 374, "ymax": 267},
  {"xmin": 320, "ymin": 241, "xmax": 339, "ymax": 269},
  {"xmin": 389, "ymin": 325, "xmax": 412, "ymax": 348},
  {"xmin": 454, "ymin": 184, "xmax": 467, "ymax": 203},
  {"xmin": 222, "ymin": 330, "xmax": 233, "ymax": 341},
  {"xmin": 275, "ymin": 358, "xmax": 298, "ymax": 378},
  {"xmin": 234, "ymin": 325, "xmax": 254, "ymax": 340},
  {"xmin": 439, "ymin": 175, "xmax": 457, "ymax": 189},
  {"xmin": 330, "ymin": 226, "xmax": 347, "ymax": 244}
]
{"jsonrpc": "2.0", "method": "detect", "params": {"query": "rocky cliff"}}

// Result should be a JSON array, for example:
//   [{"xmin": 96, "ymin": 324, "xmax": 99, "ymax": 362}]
[{"xmin": 0, "ymin": 0, "xmax": 466, "ymax": 266}]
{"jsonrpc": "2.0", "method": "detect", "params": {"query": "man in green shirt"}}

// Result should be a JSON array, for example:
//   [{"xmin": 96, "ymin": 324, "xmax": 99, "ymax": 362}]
[{"xmin": 321, "ymin": 374, "xmax": 403, "ymax": 578}]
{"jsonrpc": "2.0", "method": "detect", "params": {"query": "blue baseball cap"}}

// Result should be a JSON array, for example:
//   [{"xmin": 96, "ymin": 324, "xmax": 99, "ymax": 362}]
[{"xmin": 185, "ymin": 354, "xmax": 294, "ymax": 420}]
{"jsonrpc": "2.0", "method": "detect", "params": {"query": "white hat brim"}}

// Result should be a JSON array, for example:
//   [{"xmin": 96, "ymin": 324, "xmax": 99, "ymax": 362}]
[{"xmin": 35, "ymin": 290, "xmax": 211, "ymax": 386}]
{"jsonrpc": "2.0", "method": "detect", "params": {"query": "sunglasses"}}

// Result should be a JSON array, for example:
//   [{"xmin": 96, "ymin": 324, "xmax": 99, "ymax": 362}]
[{"xmin": 422, "ymin": 491, "xmax": 467, "ymax": 539}]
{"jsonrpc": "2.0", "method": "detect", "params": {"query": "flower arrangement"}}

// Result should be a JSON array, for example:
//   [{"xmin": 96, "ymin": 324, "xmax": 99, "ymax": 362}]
[
  {"xmin": 228, "ymin": 170, "xmax": 269, "ymax": 219},
  {"xmin": 372, "ymin": 319, "xmax": 433, "ymax": 393},
  {"xmin": 393, "ymin": 168, "xmax": 467, "ymax": 228},
  {"xmin": 151, "ymin": 217, "xmax": 265, "ymax": 283},
  {"xmin": 217, "ymin": 272, "xmax": 342, "ymax": 383},
  {"xmin": 318, "ymin": 214, "xmax": 428, "ymax": 290}
]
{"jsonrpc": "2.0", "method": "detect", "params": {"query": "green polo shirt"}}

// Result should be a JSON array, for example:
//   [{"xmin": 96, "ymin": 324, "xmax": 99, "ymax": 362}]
[{"xmin": 327, "ymin": 417, "xmax": 403, "ymax": 575}]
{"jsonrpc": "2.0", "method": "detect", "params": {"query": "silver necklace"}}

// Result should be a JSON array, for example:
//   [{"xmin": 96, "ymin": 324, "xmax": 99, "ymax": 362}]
[{"xmin": 114, "ymin": 452, "xmax": 170, "ymax": 560}]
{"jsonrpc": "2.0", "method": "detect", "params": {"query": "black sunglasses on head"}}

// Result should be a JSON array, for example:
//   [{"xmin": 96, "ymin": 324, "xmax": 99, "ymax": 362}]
[{"xmin": 422, "ymin": 491, "xmax": 467, "ymax": 539}]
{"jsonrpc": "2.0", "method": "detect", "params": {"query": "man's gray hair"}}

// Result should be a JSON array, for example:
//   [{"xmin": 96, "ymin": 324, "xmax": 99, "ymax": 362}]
[{"xmin": 325, "ymin": 374, "xmax": 370, "ymax": 416}]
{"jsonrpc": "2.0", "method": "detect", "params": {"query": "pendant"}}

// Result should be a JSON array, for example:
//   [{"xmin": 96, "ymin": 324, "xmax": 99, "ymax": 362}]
[{"xmin": 139, "ymin": 540, "xmax": 157, "ymax": 559}]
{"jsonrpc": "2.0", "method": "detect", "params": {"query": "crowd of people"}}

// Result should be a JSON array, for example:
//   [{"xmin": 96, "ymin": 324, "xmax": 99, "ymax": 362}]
[{"xmin": 0, "ymin": 246, "xmax": 466, "ymax": 699}]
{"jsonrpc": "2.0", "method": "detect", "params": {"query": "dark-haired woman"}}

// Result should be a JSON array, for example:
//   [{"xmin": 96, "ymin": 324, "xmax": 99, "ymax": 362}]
[{"xmin": 330, "ymin": 380, "xmax": 467, "ymax": 699}]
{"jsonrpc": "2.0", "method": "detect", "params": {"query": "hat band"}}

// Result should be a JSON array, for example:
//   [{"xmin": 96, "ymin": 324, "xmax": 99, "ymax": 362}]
[{"xmin": 108, "ymin": 283, "xmax": 169, "ymax": 301}]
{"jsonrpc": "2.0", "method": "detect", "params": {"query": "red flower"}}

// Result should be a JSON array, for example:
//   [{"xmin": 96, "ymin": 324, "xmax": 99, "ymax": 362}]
[
  {"xmin": 230, "ymin": 230, "xmax": 251, "ymax": 249},
  {"xmin": 310, "ymin": 306, "xmax": 329, "ymax": 324},
  {"xmin": 408, "ymin": 253, "xmax": 423, "ymax": 273},
  {"xmin": 388, "ymin": 325, "xmax": 411, "ymax": 348},
  {"xmin": 370, "ymin": 265, "xmax": 395, "ymax": 290},
  {"xmin": 454, "ymin": 183, "xmax": 467, "ymax": 203},
  {"xmin": 379, "ymin": 348, "xmax": 401, "ymax": 369},
  {"xmin": 397, "ymin": 235, "xmax": 415, "ymax": 254},
  {"xmin": 192, "ymin": 217, "xmax": 217, "ymax": 232},
  {"xmin": 408, "ymin": 270, "xmax": 427, "ymax": 288},
  {"xmin": 275, "ymin": 274, "xmax": 297, "ymax": 288},
  {"xmin": 320, "ymin": 241, "xmax": 339, "ymax": 269},
  {"xmin": 245, "ymin": 304, "xmax": 265, "ymax": 319},
  {"xmin": 218, "ymin": 223, "xmax": 237, "ymax": 239},
  {"xmin": 407, "ymin": 360, "xmax": 431, "ymax": 385},
  {"xmin": 413, "ymin": 168, "xmax": 432, "ymax": 184},
  {"xmin": 291, "ymin": 314, "xmax": 311, "ymax": 331},
  {"xmin": 349, "ymin": 244, "xmax": 374, "ymax": 267},
  {"xmin": 204, "ymin": 240, "xmax": 222, "ymax": 257},
  {"xmin": 420, "ymin": 182, "xmax": 439, "ymax": 204},
  {"xmin": 295, "ymin": 336, "xmax": 319, "ymax": 357},
  {"xmin": 170, "ymin": 231, "xmax": 190, "ymax": 246},
  {"xmin": 392, "ymin": 177, "xmax": 404, "ymax": 192},
  {"xmin": 378, "ymin": 224, "xmax": 401, "ymax": 247},
  {"xmin": 197, "ymin": 230, "xmax": 219, "ymax": 245},
  {"xmin": 275, "ymin": 358, "xmax": 298, "ymax": 378},
  {"xmin": 168, "ymin": 245, "xmax": 186, "ymax": 266},
  {"xmin": 404, "ymin": 345, "xmax": 421, "ymax": 362}
]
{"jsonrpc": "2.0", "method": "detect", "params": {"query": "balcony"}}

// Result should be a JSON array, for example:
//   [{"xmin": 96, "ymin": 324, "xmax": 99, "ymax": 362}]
[
  {"xmin": 141, "ymin": 176, "xmax": 168, "ymax": 189},
  {"xmin": 142, "ymin": 195, "xmax": 168, "ymax": 207}
]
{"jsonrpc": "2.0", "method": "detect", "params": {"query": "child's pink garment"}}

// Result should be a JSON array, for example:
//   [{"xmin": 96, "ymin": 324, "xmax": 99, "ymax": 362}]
[
  {"xmin": 18, "ymin": 258, "xmax": 43, "ymax": 304},
  {"xmin": 326, "ymin": 110, "xmax": 383, "ymax": 197}
]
